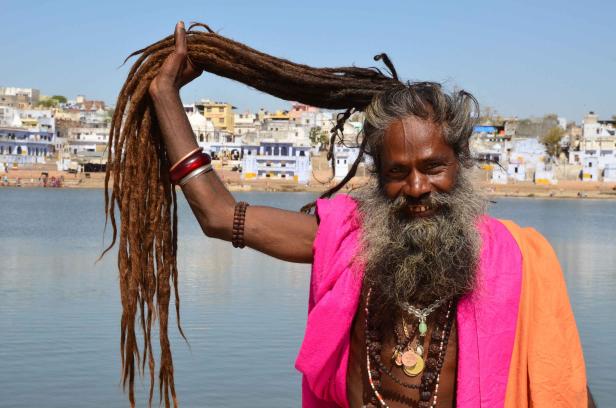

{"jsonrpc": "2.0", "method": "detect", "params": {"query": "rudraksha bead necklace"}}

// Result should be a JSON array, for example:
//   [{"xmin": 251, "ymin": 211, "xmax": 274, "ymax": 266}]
[{"xmin": 364, "ymin": 288, "xmax": 455, "ymax": 408}]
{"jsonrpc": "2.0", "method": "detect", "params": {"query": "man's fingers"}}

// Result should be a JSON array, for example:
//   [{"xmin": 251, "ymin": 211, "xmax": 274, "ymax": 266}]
[
  {"xmin": 174, "ymin": 21, "xmax": 187, "ymax": 56},
  {"xmin": 154, "ymin": 20, "xmax": 201, "ymax": 90}
]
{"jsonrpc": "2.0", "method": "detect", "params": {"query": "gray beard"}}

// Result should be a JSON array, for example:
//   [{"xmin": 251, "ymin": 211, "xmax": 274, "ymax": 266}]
[{"xmin": 354, "ymin": 171, "xmax": 487, "ymax": 315}]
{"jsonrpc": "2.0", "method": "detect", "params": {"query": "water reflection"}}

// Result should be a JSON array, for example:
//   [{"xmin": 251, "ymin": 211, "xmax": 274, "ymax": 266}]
[{"xmin": 0, "ymin": 190, "xmax": 613, "ymax": 406}]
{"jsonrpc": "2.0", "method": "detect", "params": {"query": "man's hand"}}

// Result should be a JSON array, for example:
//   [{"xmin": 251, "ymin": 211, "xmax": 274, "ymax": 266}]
[
  {"xmin": 146, "ymin": 21, "xmax": 318, "ymax": 264},
  {"xmin": 149, "ymin": 21, "xmax": 202, "ymax": 97}
]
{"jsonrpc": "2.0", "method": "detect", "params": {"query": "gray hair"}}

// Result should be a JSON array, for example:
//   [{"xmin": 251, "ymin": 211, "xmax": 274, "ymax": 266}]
[{"xmin": 363, "ymin": 82, "xmax": 479, "ymax": 171}]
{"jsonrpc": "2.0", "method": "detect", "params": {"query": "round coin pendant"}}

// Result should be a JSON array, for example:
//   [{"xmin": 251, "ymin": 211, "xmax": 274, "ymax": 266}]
[
  {"xmin": 403, "ymin": 355, "xmax": 425, "ymax": 377},
  {"xmin": 401, "ymin": 350, "xmax": 418, "ymax": 367}
]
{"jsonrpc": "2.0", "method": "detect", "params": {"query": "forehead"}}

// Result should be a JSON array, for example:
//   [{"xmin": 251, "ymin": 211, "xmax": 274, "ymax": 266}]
[{"xmin": 382, "ymin": 116, "xmax": 452, "ymax": 163}]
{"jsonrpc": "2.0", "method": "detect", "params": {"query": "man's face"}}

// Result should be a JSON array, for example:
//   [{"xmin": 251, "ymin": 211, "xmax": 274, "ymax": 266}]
[{"xmin": 380, "ymin": 116, "xmax": 459, "ymax": 219}]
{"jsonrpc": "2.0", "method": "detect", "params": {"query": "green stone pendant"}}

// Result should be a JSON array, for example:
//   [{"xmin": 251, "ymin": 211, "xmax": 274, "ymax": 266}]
[{"xmin": 419, "ymin": 321, "xmax": 427, "ymax": 335}]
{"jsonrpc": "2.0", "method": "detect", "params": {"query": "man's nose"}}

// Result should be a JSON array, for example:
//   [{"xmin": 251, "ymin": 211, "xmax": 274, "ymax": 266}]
[{"xmin": 403, "ymin": 171, "xmax": 431, "ymax": 199}]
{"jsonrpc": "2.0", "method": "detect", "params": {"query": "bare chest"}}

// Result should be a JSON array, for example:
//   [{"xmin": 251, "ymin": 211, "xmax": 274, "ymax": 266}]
[{"xmin": 347, "ymin": 299, "xmax": 458, "ymax": 408}]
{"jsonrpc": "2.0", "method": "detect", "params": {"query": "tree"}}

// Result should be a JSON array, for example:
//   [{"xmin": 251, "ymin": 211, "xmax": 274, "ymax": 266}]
[
  {"xmin": 51, "ymin": 95, "xmax": 67, "ymax": 104},
  {"xmin": 541, "ymin": 126, "xmax": 565, "ymax": 160},
  {"xmin": 309, "ymin": 127, "xmax": 330, "ymax": 151},
  {"xmin": 37, "ymin": 99, "xmax": 58, "ymax": 108}
]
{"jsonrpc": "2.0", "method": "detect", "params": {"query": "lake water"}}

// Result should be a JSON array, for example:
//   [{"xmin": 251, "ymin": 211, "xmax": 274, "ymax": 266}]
[{"xmin": 0, "ymin": 189, "xmax": 614, "ymax": 407}]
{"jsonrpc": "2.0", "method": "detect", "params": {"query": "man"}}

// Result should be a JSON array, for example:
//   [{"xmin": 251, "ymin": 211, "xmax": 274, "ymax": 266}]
[{"xmin": 148, "ymin": 22, "xmax": 589, "ymax": 407}]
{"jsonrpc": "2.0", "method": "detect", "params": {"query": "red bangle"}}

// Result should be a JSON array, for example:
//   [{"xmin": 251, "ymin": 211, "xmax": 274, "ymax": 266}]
[
  {"xmin": 170, "ymin": 147, "xmax": 202, "ymax": 173},
  {"xmin": 170, "ymin": 153, "xmax": 212, "ymax": 184}
]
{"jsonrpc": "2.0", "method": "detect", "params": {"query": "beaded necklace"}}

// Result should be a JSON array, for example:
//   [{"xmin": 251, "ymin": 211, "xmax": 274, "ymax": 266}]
[{"xmin": 364, "ymin": 288, "xmax": 454, "ymax": 408}]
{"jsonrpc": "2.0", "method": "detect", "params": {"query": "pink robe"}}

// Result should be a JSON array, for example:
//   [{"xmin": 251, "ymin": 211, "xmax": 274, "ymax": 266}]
[{"xmin": 295, "ymin": 195, "xmax": 586, "ymax": 407}]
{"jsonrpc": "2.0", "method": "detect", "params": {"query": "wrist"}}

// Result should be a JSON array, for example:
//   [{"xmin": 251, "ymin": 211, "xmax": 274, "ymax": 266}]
[{"xmin": 149, "ymin": 81, "xmax": 180, "ymax": 102}]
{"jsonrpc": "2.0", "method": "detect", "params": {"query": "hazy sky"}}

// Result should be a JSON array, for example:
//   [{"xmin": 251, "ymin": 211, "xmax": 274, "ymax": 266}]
[{"xmin": 1, "ymin": 0, "xmax": 614, "ymax": 122}]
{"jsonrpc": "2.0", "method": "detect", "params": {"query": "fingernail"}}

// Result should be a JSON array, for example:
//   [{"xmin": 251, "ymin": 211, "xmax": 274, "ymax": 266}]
[{"xmin": 178, "ymin": 20, "xmax": 185, "ymax": 28}]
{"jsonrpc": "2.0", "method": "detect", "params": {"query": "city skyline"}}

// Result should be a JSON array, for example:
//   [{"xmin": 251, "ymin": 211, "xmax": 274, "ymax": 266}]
[{"xmin": 2, "ymin": 0, "xmax": 614, "ymax": 122}]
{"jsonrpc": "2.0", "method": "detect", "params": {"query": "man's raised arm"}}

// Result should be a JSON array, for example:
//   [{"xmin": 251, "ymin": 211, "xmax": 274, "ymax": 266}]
[{"xmin": 148, "ymin": 21, "xmax": 318, "ymax": 264}]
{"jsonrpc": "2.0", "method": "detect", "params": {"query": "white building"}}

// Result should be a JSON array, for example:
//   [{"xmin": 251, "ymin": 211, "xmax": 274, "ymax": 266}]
[
  {"xmin": 0, "ymin": 108, "xmax": 56, "ymax": 167},
  {"xmin": 569, "ymin": 112, "xmax": 616, "ymax": 179},
  {"xmin": 332, "ymin": 145, "xmax": 360, "ymax": 181},
  {"xmin": 491, "ymin": 167, "xmax": 508, "ymax": 184},
  {"xmin": 65, "ymin": 126, "xmax": 109, "ymax": 154},
  {"xmin": 185, "ymin": 106, "xmax": 217, "ymax": 145},
  {"xmin": 0, "ymin": 87, "xmax": 40, "ymax": 107},
  {"xmin": 0, "ymin": 106, "xmax": 21, "ymax": 127},
  {"xmin": 241, "ymin": 140, "xmax": 312, "ymax": 183},
  {"xmin": 534, "ymin": 161, "xmax": 556, "ymax": 185},
  {"xmin": 582, "ymin": 157, "xmax": 599, "ymax": 182},
  {"xmin": 507, "ymin": 161, "xmax": 526, "ymax": 182},
  {"xmin": 604, "ymin": 163, "xmax": 616, "ymax": 182},
  {"xmin": 508, "ymin": 138, "xmax": 547, "ymax": 164},
  {"xmin": 582, "ymin": 111, "xmax": 616, "ymax": 139},
  {"xmin": 234, "ymin": 112, "xmax": 260, "ymax": 135}
]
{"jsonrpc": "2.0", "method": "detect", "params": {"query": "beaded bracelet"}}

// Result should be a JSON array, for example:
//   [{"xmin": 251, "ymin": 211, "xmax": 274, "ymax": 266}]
[
  {"xmin": 170, "ymin": 152, "xmax": 212, "ymax": 184},
  {"xmin": 232, "ymin": 201, "xmax": 249, "ymax": 248}
]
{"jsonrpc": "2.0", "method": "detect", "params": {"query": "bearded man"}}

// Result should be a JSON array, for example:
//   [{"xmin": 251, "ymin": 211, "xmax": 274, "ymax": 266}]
[{"xmin": 148, "ymin": 22, "xmax": 590, "ymax": 407}]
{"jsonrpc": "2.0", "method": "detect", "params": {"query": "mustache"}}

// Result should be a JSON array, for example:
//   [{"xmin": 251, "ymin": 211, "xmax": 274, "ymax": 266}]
[{"xmin": 387, "ymin": 191, "xmax": 454, "ymax": 215}]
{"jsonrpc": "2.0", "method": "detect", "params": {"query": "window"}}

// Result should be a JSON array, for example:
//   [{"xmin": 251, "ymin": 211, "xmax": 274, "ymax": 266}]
[
  {"xmin": 206, "ymin": 107, "xmax": 212, "ymax": 112},
  {"xmin": 218, "ymin": 118, "xmax": 224, "ymax": 123},
  {"xmin": 219, "ymin": 107, "xmax": 224, "ymax": 113},
  {"xmin": 589, "ymin": 162, "xmax": 593, "ymax": 167}
]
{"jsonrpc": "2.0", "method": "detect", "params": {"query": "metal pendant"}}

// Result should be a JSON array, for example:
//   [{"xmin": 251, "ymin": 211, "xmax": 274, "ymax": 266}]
[
  {"xmin": 402, "ymin": 353, "xmax": 425, "ymax": 377},
  {"xmin": 401, "ymin": 350, "xmax": 418, "ymax": 367}
]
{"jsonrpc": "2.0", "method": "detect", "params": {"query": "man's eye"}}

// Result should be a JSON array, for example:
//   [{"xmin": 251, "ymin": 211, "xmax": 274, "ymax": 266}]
[{"xmin": 426, "ymin": 162, "xmax": 445, "ymax": 171}]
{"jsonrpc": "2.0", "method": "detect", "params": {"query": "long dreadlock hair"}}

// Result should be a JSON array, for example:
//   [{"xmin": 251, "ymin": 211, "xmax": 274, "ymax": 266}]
[{"xmin": 103, "ymin": 22, "xmax": 403, "ymax": 407}]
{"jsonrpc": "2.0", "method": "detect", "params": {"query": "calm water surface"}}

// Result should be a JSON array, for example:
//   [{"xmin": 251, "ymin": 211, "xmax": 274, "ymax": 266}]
[{"xmin": 0, "ymin": 189, "xmax": 614, "ymax": 407}]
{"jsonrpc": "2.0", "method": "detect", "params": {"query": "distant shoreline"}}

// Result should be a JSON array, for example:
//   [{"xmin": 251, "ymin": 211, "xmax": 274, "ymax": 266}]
[{"xmin": 3, "ymin": 167, "xmax": 616, "ymax": 200}]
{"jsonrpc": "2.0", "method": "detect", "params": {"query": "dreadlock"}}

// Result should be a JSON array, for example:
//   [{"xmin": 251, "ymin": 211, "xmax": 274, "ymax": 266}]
[{"xmin": 103, "ymin": 22, "xmax": 402, "ymax": 407}]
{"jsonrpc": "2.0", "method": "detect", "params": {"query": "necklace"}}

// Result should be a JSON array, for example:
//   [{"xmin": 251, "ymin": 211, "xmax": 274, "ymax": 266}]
[
  {"xmin": 400, "ymin": 298, "xmax": 446, "ymax": 336},
  {"xmin": 392, "ymin": 298, "xmax": 445, "ymax": 378},
  {"xmin": 364, "ymin": 288, "xmax": 454, "ymax": 408},
  {"xmin": 393, "ymin": 316, "xmax": 426, "ymax": 377}
]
